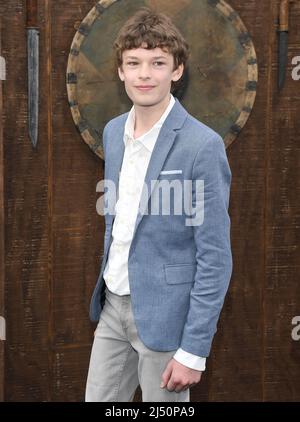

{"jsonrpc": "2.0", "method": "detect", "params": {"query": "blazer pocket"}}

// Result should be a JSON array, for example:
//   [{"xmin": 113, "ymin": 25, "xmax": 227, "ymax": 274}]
[
  {"xmin": 164, "ymin": 263, "xmax": 196, "ymax": 285},
  {"xmin": 160, "ymin": 169, "xmax": 183, "ymax": 175}
]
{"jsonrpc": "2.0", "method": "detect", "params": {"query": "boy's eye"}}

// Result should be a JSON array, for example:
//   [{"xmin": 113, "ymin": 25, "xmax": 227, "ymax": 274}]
[{"xmin": 126, "ymin": 61, "xmax": 165, "ymax": 66}]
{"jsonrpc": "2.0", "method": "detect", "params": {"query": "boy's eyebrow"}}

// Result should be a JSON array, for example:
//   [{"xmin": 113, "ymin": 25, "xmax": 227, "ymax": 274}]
[{"xmin": 125, "ymin": 56, "xmax": 168, "ymax": 60}]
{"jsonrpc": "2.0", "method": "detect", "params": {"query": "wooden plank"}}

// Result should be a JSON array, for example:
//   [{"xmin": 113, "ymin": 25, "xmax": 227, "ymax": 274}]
[
  {"xmin": 2, "ymin": 0, "xmax": 50, "ymax": 401},
  {"xmin": 49, "ymin": 0, "xmax": 104, "ymax": 401},
  {"xmin": 264, "ymin": 0, "xmax": 300, "ymax": 401},
  {"xmin": 0, "ymin": 17, "xmax": 5, "ymax": 403},
  {"xmin": 204, "ymin": 0, "xmax": 268, "ymax": 401}
]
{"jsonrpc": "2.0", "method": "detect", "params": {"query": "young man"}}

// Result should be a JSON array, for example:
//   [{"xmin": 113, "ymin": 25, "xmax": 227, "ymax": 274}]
[{"xmin": 86, "ymin": 8, "xmax": 232, "ymax": 402}]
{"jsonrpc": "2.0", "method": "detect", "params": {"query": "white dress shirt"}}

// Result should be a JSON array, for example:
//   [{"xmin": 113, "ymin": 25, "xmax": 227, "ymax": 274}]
[{"xmin": 103, "ymin": 93, "xmax": 206, "ymax": 372}]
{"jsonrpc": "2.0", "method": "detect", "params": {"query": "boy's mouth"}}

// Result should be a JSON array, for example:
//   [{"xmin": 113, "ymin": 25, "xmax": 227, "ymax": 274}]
[{"xmin": 135, "ymin": 85, "xmax": 155, "ymax": 91}]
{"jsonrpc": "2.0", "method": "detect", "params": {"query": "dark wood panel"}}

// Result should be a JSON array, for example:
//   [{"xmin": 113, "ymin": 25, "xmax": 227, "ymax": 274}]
[
  {"xmin": 0, "ymin": 17, "xmax": 5, "ymax": 403},
  {"xmin": 2, "ymin": 0, "xmax": 50, "ymax": 401},
  {"xmin": 50, "ymin": 0, "xmax": 104, "ymax": 401},
  {"xmin": 52, "ymin": 346, "xmax": 91, "ymax": 402},
  {"xmin": 264, "ymin": 0, "xmax": 300, "ymax": 401},
  {"xmin": 206, "ymin": 0, "xmax": 269, "ymax": 401}
]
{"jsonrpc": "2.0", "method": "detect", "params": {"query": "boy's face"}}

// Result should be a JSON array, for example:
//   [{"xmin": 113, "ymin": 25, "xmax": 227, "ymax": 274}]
[{"xmin": 118, "ymin": 42, "xmax": 184, "ymax": 108}]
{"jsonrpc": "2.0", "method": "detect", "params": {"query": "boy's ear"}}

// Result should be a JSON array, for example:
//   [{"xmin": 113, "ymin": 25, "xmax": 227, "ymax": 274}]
[
  {"xmin": 118, "ymin": 65, "xmax": 125, "ymax": 82},
  {"xmin": 172, "ymin": 63, "xmax": 184, "ymax": 82}
]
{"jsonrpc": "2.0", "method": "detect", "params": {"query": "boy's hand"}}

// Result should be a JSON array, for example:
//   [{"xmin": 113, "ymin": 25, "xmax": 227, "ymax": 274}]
[{"xmin": 160, "ymin": 358, "xmax": 202, "ymax": 393}]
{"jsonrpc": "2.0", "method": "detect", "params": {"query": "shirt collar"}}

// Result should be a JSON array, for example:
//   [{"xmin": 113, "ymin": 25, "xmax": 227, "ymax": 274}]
[{"xmin": 124, "ymin": 93, "xmax": 175, "ymax": 152}]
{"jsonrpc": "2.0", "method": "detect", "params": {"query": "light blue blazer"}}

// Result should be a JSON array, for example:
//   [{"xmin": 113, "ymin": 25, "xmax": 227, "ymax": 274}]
[{"xmin": 90, "ymin": 98, "xmax": 233, "ymax": 357}]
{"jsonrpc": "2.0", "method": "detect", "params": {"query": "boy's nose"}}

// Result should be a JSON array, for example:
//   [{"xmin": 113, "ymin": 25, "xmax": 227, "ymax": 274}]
[{"xmin": 138, "ymin": 63, "xmax": 151, "ymax": 78}]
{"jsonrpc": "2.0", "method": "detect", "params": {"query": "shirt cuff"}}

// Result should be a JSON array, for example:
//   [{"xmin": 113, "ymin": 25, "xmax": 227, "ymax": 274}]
[{"xmin": 173, "ymin": 348, "xmax": 206, "ymax": 371}]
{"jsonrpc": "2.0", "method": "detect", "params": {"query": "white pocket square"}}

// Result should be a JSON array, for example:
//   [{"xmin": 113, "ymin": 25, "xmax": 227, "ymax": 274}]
[{"xmin": 160, "ymin": 169, "xmax": 183, "ymax": 175}]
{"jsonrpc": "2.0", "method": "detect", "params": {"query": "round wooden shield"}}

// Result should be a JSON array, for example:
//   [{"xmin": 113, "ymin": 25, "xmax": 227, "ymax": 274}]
[{"xmin": 67, "ymin": 0, "xmax": 258, "ymax": 159}]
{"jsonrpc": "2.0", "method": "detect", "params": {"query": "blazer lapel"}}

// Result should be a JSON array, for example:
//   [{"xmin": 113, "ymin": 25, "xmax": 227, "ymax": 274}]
[
  {"xmin": 132, "ymin": 98, "xmax": 188, "ymax": 240},
  {"xmin": 105, "ymin": 99, "xmax": 188, "ymax": 236},
  {"xmin": 104, "ymin": 114, "xmax": 127, "ymax": 225}
]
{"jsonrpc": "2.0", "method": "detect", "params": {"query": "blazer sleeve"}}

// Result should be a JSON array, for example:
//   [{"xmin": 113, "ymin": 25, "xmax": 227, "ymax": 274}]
[{"xmin": 180, "ymin": 134, "xmax": 233, "ymax": 357}]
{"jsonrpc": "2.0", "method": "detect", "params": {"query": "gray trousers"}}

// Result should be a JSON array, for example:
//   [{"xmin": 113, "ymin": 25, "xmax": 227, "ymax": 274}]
[{"xmin": 85, "ymin": 287, "xmax": 190, "ymax": 402}]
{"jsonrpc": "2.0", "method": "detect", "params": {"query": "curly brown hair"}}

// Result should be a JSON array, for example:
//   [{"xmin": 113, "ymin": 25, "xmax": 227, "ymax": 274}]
[{"xmin": 113, "ymin": 7, "xmax": 189, "ymax": 92}]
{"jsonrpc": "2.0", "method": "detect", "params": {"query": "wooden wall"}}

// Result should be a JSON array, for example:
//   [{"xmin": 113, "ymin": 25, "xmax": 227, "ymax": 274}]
[
  {"xmin": 0, "ymin": 0, "xmax": 299, "ymax": 401},
  {"xmin": 0, "ymin": 19, "xmax": 5, "ymax": 402}
]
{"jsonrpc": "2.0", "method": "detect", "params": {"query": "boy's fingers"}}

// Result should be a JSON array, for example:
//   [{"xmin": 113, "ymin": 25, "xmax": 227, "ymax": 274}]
[{"xmin": 160, "ymin": 361, "xmax": 173, "ymax": 388}]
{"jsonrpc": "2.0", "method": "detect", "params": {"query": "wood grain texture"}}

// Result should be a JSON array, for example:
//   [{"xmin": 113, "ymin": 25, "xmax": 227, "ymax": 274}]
[
  {"xmin": 199, "ymin": 0, "xmax": 269, "ymax": 402},
  {"xmin": 264, "ymin": 0, "xmax": 300, "ymax": 401},
  {"xmin": 49, "ymin": 0, "xmax": 104, "ymax": 401},
  {"xmin": 0, "ymin": 18, "xmax": 5, "ymax": 403},
  {"xmin": 0, "ymin": 0, "xmax": 299, "ymax": 401},
  {"xmin": 26, "ymin": 0, "xmax": 38, "ymax": 29},
  {"xmin": 2, "ymin": 0, "xmax": 50, "ymax": 401},
  {"xmin": 1, "ymin": 0, "xmax": 102, "ymax": 401}
]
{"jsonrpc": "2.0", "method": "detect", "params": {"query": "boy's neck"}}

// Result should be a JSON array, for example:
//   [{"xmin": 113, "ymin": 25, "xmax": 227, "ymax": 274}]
[{"xmin": 133, "ymin": 93, "xmax": 171, "ymax": 139}]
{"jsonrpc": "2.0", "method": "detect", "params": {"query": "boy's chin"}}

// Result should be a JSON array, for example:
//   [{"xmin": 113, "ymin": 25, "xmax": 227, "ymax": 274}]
[
  {"xmin": 129, "ymin": 96, "xmax": 157, "ymax": 107},
  {"xmin": 127, "ymin": 92, "xmax": 169, "ymax": 108}
]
